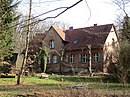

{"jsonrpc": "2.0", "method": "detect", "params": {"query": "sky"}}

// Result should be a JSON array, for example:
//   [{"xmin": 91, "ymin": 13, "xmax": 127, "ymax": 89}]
[{"xmin": 17, "ymin": 0, "xmax": 127, "ymax": 28}]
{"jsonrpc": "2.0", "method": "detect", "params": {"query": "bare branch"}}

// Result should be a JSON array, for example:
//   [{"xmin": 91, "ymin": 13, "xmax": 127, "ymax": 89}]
[
  {"xmin": 84, "ymin": 0, "xmax": 91, "ymax": 23},
  {"xmin": 113, "ymin": 0, "xmax": 129, "ymax": 15},
  {"xmin": 12, "ymin": 0, "xmax": 83, "ymax": 29}
]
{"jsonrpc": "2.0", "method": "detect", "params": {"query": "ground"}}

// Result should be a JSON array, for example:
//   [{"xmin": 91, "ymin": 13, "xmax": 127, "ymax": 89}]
[{"xmin": 0, "ymin": 74, "xmax": 129, "ymax": 97}]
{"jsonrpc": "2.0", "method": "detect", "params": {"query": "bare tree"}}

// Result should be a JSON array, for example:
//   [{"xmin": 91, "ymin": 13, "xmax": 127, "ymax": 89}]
[
  {"xmin": 17, "ymin": 0, "xmax": 32, "ymax": 85},
  {"xmin": 112, "ymin": 0, "xmax": 130, "ymax": 84},
  {"xmin": 16, "ymin": 0, "xmax": 83, "ymax": 85}
]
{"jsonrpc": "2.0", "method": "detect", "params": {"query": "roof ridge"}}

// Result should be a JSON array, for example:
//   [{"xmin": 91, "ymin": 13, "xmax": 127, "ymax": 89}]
[{"xmin": 66, "ymin": 23, "xmax": 113, "ymax": 31}]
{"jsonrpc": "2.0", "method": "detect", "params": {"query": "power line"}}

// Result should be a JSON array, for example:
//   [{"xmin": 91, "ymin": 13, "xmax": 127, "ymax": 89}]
[
  {"xmin": 21, "ymin": 0, "xmax": 63, "ymax": 4},
  {"xmin": 24, "ymin": 0, "xmax": 84, "ymax": 28},
  {"xmin": 10, "ymin": 0, "xmax": 84, "ymax": 30}
]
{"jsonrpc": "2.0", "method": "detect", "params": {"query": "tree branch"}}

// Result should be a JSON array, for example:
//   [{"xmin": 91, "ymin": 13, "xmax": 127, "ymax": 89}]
[
  {"xmin": 17, "ymin": 0, "xmax": 83, "ymax": 29},
  {"xmin": 113, "ymin": 0, "xmax": 127, "ymax": 15}
]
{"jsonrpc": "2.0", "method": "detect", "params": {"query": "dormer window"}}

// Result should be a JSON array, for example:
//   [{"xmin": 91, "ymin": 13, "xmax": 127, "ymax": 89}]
[
  {"xmin": 50, "ymin": 40, "xmax": 54, "ymax": 48},
  {"xmin": 73, "ymin": 39, "xmax": 78, "ymax": 45}
]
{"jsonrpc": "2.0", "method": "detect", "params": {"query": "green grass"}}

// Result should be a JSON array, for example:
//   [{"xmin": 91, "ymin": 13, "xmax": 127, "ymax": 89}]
[
  {"xmin": 0, "ymin": 74, "xmax": 129, "ymax": 96},
  {"xmin": 0, "ymin": 74, "xmax": 129, "ymax": 88}
]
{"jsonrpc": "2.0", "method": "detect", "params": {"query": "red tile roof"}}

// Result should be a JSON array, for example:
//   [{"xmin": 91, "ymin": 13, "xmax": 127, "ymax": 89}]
[
  {"xmin": 26, "ymin": 24, "xmax": 115, "ymax": 53},
  {"xmin": 84, "ymin": 24, "xmax": 113, "ymax": 33},
  {"xmin": 64, "ymin": 24, "xmax": 114, "ymax": 50},
  {"xmin": 52, "ymin": 26, "xmax": 66, "ymax": 41}
]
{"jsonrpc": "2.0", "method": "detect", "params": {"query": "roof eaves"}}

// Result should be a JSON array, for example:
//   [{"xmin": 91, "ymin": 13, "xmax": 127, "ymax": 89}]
[{"xmin": 52, "ymin": 26, "xmax": 66, "ymax": 41}]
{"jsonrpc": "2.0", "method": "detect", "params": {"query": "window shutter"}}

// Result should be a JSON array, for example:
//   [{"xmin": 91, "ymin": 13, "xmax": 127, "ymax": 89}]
[
  {"xmin": 97, "ymin": 53, "xmax": 100, "ymax": 61},
  {"xmin": 78, "ymin": 54, "xmax": 82, "ymax": 63},
  {"xmin": 100, "ymin": 53, "xmax": 103, "ymax": 61},
  {"xmin": 66, "ymin": 55, "xmax": 69, "ymax": 63},
  {"xmin": 87, "ymin": 54, "xmax": 90, "ymax": 62},
  {"xmin": 57, "ymin": 56, "xmax": 61, "ymax": 63}
]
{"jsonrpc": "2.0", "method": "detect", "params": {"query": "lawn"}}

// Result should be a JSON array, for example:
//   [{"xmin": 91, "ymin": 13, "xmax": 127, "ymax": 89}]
[{"xmin": 0, "ymin": 74, "xmax": 129, "ymax": 97}]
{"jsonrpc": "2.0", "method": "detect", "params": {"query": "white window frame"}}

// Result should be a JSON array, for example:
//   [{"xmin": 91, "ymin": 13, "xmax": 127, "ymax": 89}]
[
  {"xmin": 70, "ymin": 54, "xmax": 74, "ymax": 63},
  {"xmin": 82, "ymin": 54, "xmax": 88, "ymax": 63},
  {"xmin": 50, "ymin": 40, "xmax": 54, "ymax": 48},
  {"xmin": 93, "ymin": 53, "xmax": 100, "ymax": 62}
]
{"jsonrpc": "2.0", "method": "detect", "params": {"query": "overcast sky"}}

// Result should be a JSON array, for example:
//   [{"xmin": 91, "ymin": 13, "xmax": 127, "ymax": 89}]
[{"xmin": 17, "ymin": 0, "xmax": 129, "ymax": 28}]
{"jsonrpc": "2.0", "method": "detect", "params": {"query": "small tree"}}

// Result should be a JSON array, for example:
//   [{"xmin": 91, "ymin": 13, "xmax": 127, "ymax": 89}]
[
  {"xmin": 38, "ymin": 46, "xmax": 48, "ymax": 73},
  {"xmin": 0, "ymin": 62, "xmax": 12, "ymax": 74},
  {"xmin": 121, "ymin": 15, "xmax": 130, "ymax": 41},
  {"xmin": 59, "ymin": 49, "xmax": 65, "ymax": 74}
]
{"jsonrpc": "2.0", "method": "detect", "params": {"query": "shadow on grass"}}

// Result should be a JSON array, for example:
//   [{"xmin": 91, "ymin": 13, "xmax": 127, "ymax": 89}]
[
  {"xmin": 50, "ymin": 75, "xmax": 102, "ymax": 83},
  {"xmin": 0, "ymin": 84, "xmax": 61, "ymax": 92},
  {"xmin": 48, "ymin": 75, "xmax": 130, "ymax": 90},
  {"xmin": 0, "ymin": 83, "xmax": 129, "ymax": 93}
]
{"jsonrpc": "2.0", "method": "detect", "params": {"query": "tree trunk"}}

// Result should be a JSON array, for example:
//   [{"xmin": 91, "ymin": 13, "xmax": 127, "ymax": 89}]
[{"xmin": 16, "ymin": 0, "xmax": 32, "ymax": 85}]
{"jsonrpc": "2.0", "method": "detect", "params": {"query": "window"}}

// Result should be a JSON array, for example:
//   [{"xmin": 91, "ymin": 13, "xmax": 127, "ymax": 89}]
[
  {"xmin": 73, "ymin": 39, "xmax": 78, "ymax": 45},
  {"xmin": 93, "ymin": 53, "xmax": 100, "ymax": 62},
  {"xmin": 78, "ymin": 54, "xmax": 89, "ymax": 63},
  {"xmin": 50, "ymin": 40, "xmax": 54, "ymax": 48},
  {"xmin": 65, "ymin": 54, "xmax": 74, "ymax": 63},
  {"xmin": 82, "ymin": 54, "xmax": 89, "ymax": 63},
  {"xmin": 52, "ymin": 55, "xmax": 57, "ymax": 63},
  {"xmin": 70, "ymin": 54, "xmax": 74, "ymax": 63}
]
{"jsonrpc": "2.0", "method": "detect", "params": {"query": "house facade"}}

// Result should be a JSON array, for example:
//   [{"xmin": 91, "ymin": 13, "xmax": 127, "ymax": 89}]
[
  {"xmin": 42, "ymin": 26, "xmax": 67, "ymax": 72},
  {"xmin": 27, "ymin": 24, "xmax": 119, "ymax": 74},
  {"xmin": 63, "ymin": 24, "xmax": 119, "ymax": 73}
]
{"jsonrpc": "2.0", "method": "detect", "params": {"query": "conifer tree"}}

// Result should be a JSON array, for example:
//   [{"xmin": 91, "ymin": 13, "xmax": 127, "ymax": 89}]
[
  {"xmin": 121, "ymin": 15, "xmax": 130, "ymax": 42},
  {"xmin": 0, "ymin": 0, "xmax": 19, "ymax": 61}
]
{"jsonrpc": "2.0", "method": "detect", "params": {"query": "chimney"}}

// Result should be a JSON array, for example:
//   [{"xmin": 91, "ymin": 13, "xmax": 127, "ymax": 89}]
[
  {"xmin": 69, "ymin": 26, "xmax": 73, "ymax": 30},
  {"xmin": 94, "ymin": 24, "xmax": 97, "ymax": 26}
]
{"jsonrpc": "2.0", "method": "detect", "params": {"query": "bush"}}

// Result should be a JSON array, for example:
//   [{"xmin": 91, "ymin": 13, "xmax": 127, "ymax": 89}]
[
  {"xmin": 0, "ymin": 64, "xmax": 12, "ymax": 74},
  {"xmin": 102, "ymin": 75, "xmax": 119, "ymax": 83}
]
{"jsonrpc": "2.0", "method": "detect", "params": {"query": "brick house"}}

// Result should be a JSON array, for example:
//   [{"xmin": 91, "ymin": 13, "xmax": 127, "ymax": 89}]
[
  {"xmin": 63, "ymin": 24, "xmax": 119, "ymax": 73},
  {"xmin": 43, "ymin": 24, "xmax": 119, "ymax": 73},
  {"xmin": 42, "ymin": 26, "xmax": 67, "ymax": 72}
]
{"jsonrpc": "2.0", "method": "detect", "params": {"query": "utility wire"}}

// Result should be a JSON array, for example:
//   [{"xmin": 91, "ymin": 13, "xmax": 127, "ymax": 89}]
[
  {"xmin": 10, "ymin": 0, "xmax": 83, "ymax": 29},
  {"xmin": 29, "ymin": 0, "xmax": 83, "ymax": 27},
  {"xmin": 21, "ymin": 0, "xmax": 62, "ymax": 4}
]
